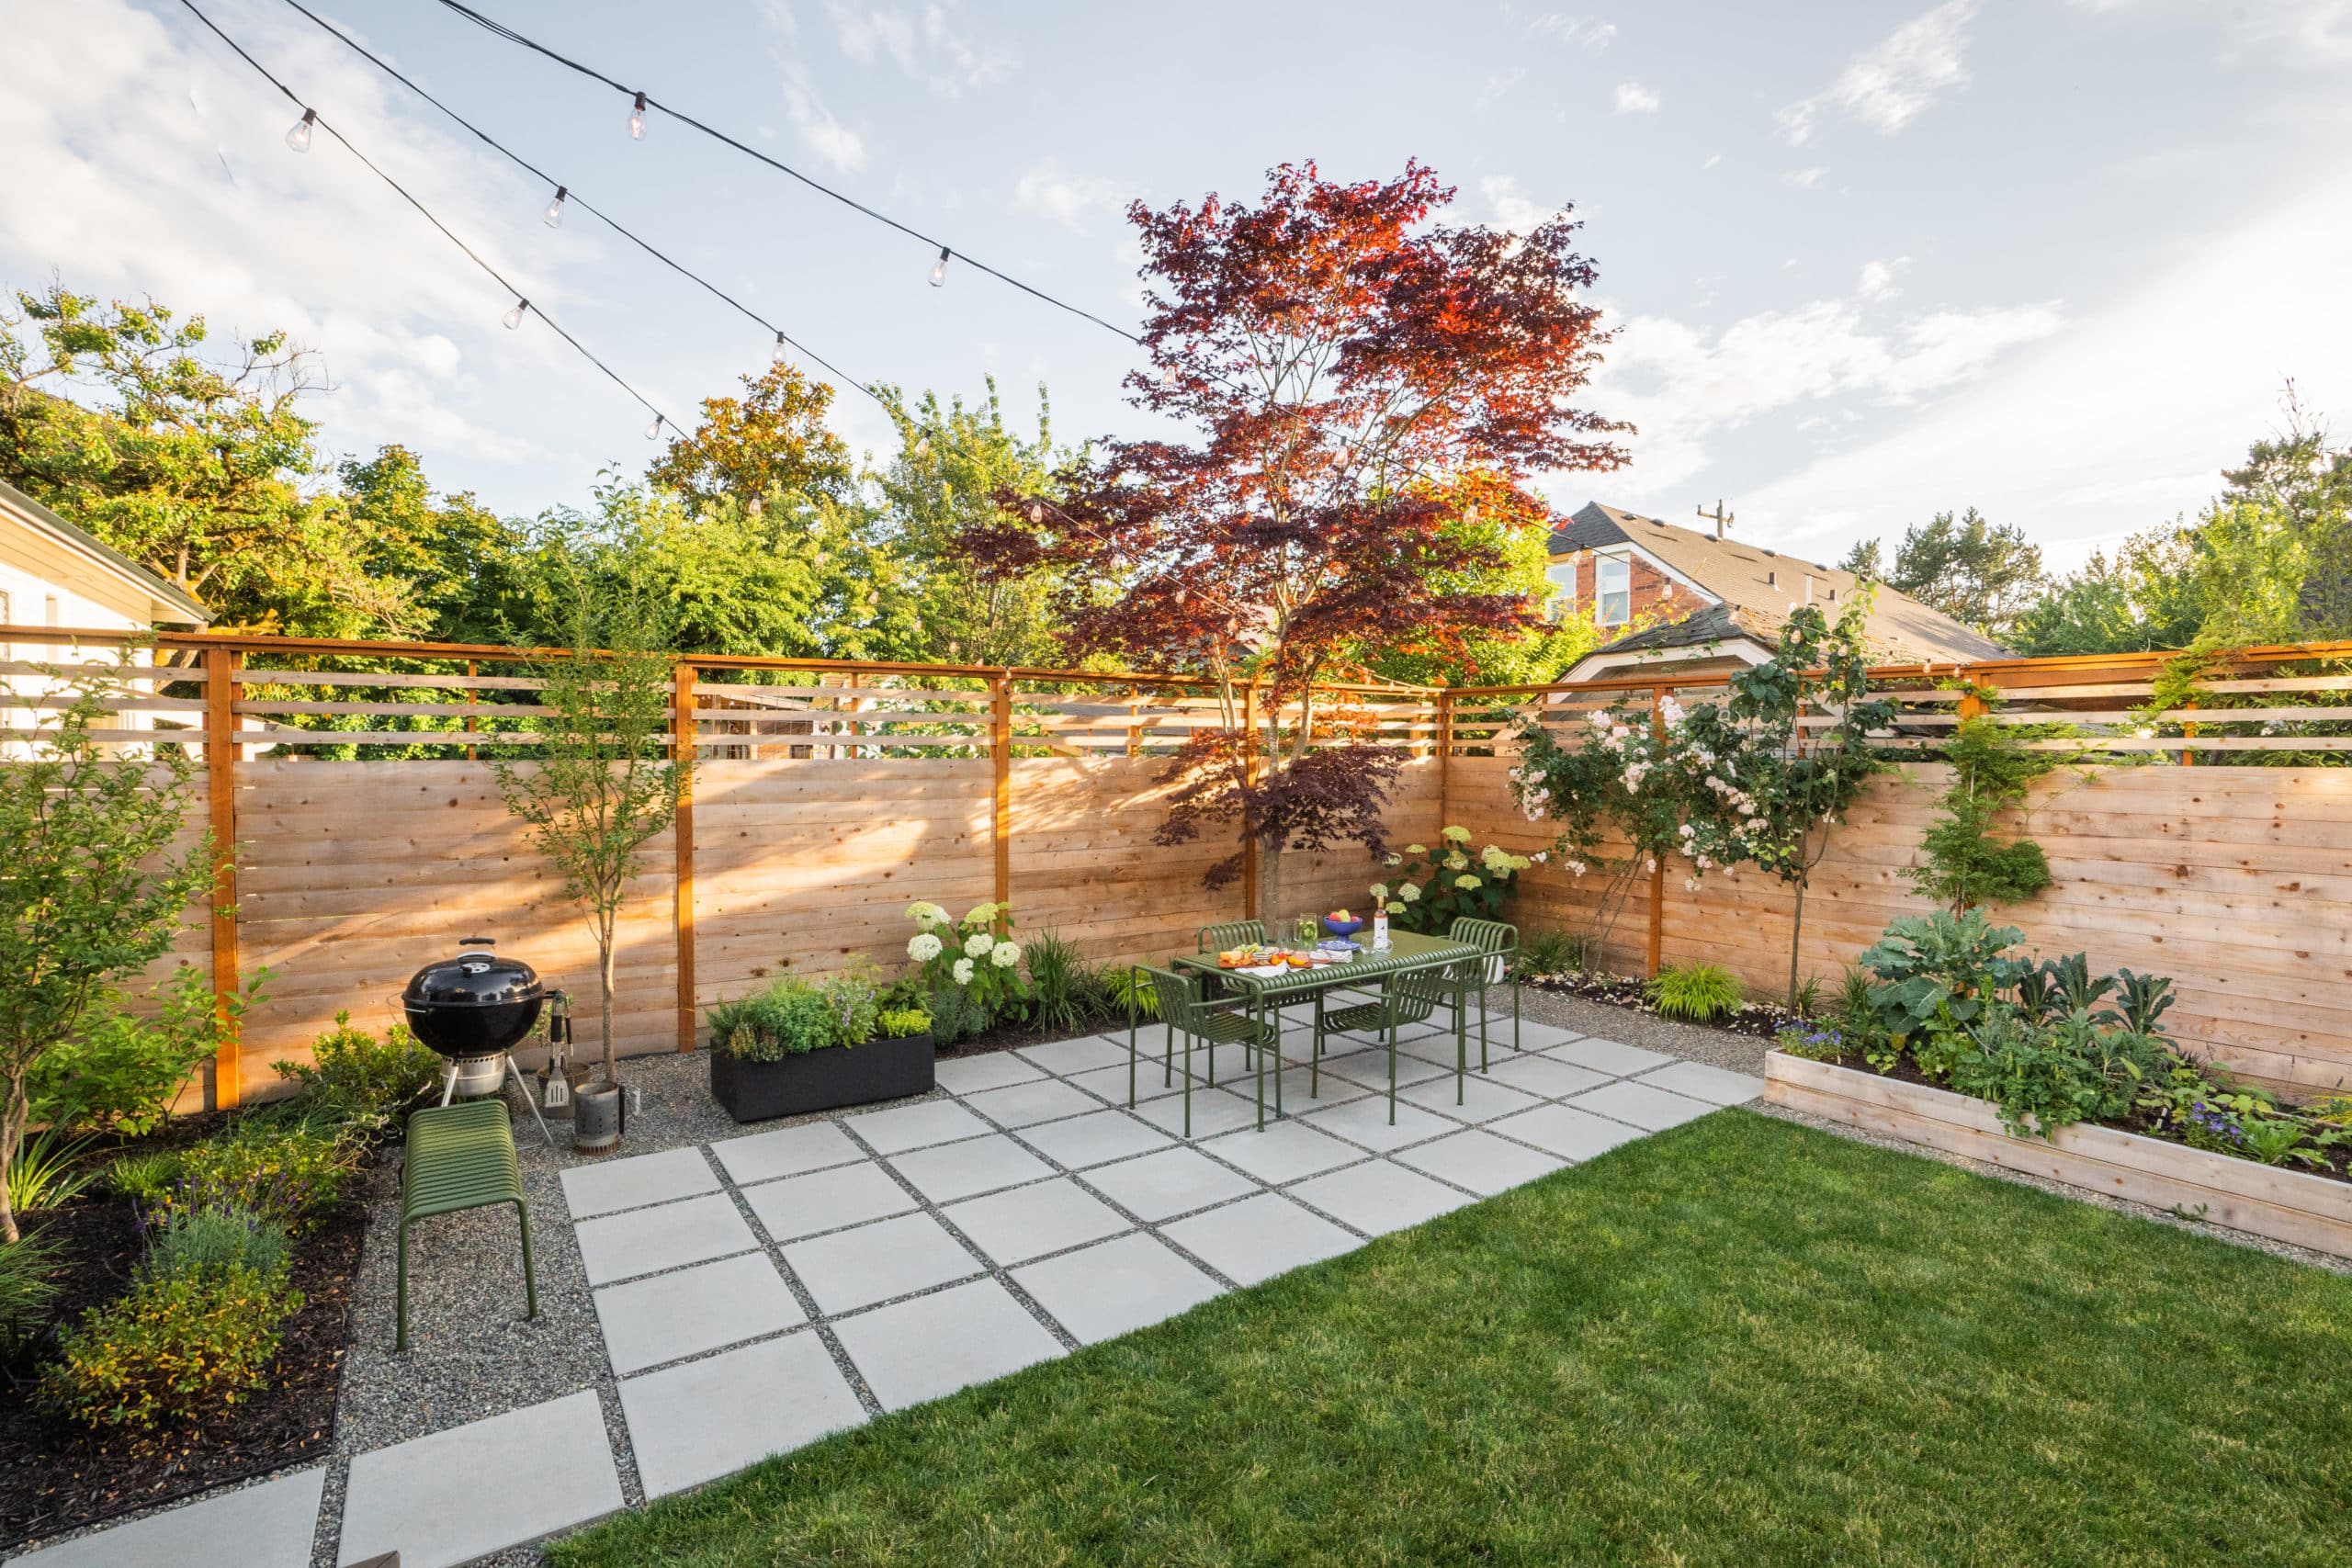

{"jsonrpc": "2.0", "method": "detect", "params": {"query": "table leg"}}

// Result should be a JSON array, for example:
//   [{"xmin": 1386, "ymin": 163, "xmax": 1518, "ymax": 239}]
[{"xmin": 1455, "ymin": 973, "xmax": 1468, "ymax": 1105}]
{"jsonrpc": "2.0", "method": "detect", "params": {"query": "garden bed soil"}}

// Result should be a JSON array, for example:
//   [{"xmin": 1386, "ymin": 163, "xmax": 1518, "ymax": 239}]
[
  {"xmin": 1523, "ymin": 971, "xmax": 1804, "ymax": 1040},
  {"xmin": 0, "ymin": 1182, "xmax": 370, "ymax": 1550}
]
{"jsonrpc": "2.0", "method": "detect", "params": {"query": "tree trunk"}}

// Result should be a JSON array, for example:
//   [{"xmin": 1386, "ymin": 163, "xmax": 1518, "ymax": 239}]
[
  {"xmin": 1787, "ymin": 878, "xmax": 1807, "ymax": 1012},
  {"xmin": 599, "ymin": 932, "xmax": 618, "ymax": 1084},
  {"xmin": 1260, "ymin": 840, "xmax": 1285, "ymax": 940},
  {"xmin": 0, "ymin": 1079, "xmax": 26, "ymax": 1245}
]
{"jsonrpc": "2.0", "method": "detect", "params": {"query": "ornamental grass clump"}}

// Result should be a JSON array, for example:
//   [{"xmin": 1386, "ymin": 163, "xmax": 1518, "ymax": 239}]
[{"xmin": 1646, "ymin": 962, "xmax": 1745, "ymax": 1022}]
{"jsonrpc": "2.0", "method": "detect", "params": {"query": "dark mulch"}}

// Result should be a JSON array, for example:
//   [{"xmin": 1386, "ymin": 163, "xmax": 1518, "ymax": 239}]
[
  {"xmin": 1523, "ymin": 971, "xmax": 1804, "ymax": 1040},
  {"xmin": 0, "ymin": 1179, "xmax": 371, "ymax": 1550}
]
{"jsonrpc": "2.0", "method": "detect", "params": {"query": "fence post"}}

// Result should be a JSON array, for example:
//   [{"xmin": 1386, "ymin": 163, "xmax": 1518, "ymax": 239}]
[
  {"xmin": 1241, "ymin": 679, "xmax": 1261, "ymax": 922},
  {"xmin": 673, "ymin": 661, "xmax": 697, "ymax": 1053},
  {"xmin": 991, "ymin": 672, "xmax": 1013, "ymax": 908},
  {"xmin": 1434, "ymin": 679, "xmax": 1453, "ymax": 828},
  {"xmin": 1645, "ymin": 684, "xmax": 1665, "ymax": 979},
  {"xmin": 206, "ymin": 648, "xmax": 242, "ymax": 1109}
]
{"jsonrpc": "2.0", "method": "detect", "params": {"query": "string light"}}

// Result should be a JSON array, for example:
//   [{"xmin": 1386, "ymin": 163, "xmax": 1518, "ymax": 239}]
[
  {"xmin": 928, "ymin": 246, "xmax": 950, "ymax": 288},
  {"xmin": 284, "ymin": 107, "xmax": 315, "ymax": 151},
  {"xmin": 628, "ymin": 90, "xmax": 647, "ymax": 140},
  {"xmin": 543, "ymin": 185, "xmax": 566, "ymax": 227},
  {"xmin": 503, "ymin": 299, "xmax": 529, "ymax": 329},
  {"xmin": 644, "ymin": 413, "xmax": 664, "ymax": 441},
  {"xmin": 772, "ymin": 331, "xmax": 788, "ymax": 367}
]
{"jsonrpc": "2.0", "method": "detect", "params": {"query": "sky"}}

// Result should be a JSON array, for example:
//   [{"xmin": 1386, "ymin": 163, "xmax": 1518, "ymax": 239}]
[{"xmin": 6, "ymin": 0, "xmax": 2351, "ymax": 574}]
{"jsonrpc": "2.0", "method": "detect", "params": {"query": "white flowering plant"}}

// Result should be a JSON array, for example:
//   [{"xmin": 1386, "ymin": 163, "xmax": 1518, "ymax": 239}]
[
  {"xmin": 904, "ymin": 898, "xmax": 1032, "ymax": 1043},
  {"xmin": 1385, "ymin": 825, "xmax": 1533, "ymax": 935}
]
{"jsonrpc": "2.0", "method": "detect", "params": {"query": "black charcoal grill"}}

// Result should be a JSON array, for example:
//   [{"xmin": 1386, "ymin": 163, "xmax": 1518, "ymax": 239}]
[{"xmin": 401, "ymin": 938, "xmax": 555, "ymax": 1143}]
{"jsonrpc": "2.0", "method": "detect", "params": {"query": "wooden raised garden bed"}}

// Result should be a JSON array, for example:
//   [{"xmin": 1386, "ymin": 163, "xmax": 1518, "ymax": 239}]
[
  {"xmin": 709, "ymin": 1033, "xmax": 935, "ymax": 1122},
  {"xmin": 1762, "ymin": 1052, "xmax": 2352, "ymax": 1261}
]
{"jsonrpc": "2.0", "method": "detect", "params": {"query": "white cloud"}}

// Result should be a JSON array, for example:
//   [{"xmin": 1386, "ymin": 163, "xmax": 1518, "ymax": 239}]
[
  {"xmin": 1613, "ymin": 81, "xmax": 1661, "ymax": 114},
  {"xmin": 1701, "ymin": 152, "xmax": 1722, "ymax": 170},
  {"xmin": 757, "ymin": 1, "xmax": 868, "ymax": 171},
  {"xmin": 1857, "ymin": 257, "xmax": 1909, "ymax": 299},
  {"xmin": 1781, "ymin": 0, "xmax": 1979, "ymax": 144},
  {"xmin": 1527, "ymin": 13, "xmax": 1617, "ymax": 51},
  {"xmin": 825, "ymin": 1, "xmax": 1016, "ymax": 96},
  {"xmin": 1012, "ymin": 160, "xmax": 1128, "ymax": 231},
  {"xmin": 1478, "ymin": 175, "xmax": 1561, "ymax": 235},
  {"xmin": 1783, "ymin": 167, "xmax": 1826, "ymax": 188}
]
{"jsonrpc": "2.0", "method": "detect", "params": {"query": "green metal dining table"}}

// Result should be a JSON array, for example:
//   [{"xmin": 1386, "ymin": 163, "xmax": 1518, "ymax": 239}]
[{"xmin": 1159, "ymin": 929, "xmax": 1495, "ymax": 1129}]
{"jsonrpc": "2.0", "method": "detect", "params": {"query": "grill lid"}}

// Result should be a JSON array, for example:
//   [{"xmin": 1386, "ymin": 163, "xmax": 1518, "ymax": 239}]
[{"xmin": 402, "ymin": 937, "xmax": 544, "ymax": 1010}]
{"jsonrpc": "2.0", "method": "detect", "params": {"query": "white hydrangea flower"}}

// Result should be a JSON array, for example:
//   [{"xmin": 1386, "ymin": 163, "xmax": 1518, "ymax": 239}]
[
  {"xmin": 990, "ymin": 942, "xmax": 1021, "ymax": 968},
  {"xmin": 1385, "ymin": 853, "xmax": 1403, "ymax": 866},
  {"xmin": 952, "ymin": 957, "xmax": 975, "ymax": 985},
  {"xmin": 1442, "ymin": 826, "xmax": 1471, "ymax": 843},
  {"xmin": 1398, "ymin": 883, "xmax": 1421, "ymax": 902},
  {"xmin": 1385, "ymin": 900, "xmax": 1406, "ymax": 914},
  {"xmin": 963, "ymin": 931, "xmax": 994, "ymax": 957},
  {"xmin": 906, "ymin": 900, "xmax": 949, "ymax": 927},
  {"xmin": 1443, "ymin": 852, "xmax": 1469, "ymax": 871},
  {"xmin": 908, "ymin": 932, "xmax": 943, "ymax": 962},
  {"xmin": 1455, "ymin": 874, "xmax": 1482, "ymax": 891},
  {"xmin": 1369, "ymin": 882, "xmax": 1389, "ymax": 900}
]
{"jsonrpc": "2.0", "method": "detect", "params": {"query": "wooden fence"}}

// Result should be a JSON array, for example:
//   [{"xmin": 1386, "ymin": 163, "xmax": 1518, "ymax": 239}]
[{"xmin": 2, "ymin": 627, "xmax": 2346, "ymax": 1104}]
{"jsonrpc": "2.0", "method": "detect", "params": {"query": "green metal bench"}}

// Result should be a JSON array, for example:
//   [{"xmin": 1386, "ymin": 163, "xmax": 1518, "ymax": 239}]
[{"xmin": 398, "ymin": 1099, "xmax": 537, "ymax": 1351}]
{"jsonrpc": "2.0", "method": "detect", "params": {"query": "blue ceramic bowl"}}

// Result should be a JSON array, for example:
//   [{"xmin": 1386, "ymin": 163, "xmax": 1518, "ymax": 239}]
[{"xmin": 1321, "ymin": 916, "xmax": 1365, "ymax": 938}]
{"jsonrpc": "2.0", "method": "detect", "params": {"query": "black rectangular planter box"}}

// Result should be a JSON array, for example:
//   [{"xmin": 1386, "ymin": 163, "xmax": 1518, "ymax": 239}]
[{"xmin": 709, "ymin": 1033, "xmax": 936, "ymax": 1122}]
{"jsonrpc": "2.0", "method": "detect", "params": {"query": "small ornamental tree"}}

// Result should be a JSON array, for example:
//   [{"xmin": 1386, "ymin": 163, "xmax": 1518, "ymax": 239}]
[
  {"xmin": 1674, "ymin": 598, "xmax": 1897, "ymax": 1007},
  {"xmin": 0, "ymin": 658, "xmax": 213, "ymax": 1242},
  {"xmin": 967, "ymin": 162, "xmax": 1626, "ymax": 924},
  {"xmin": 496, "ymin": 558, "xmax": 686, "ymax": 1083}
]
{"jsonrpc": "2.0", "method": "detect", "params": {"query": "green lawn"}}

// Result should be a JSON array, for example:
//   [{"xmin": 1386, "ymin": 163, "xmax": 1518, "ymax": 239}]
[{"xmin": 555, "ymin": 1112, "xmax": 2352, "ymax": 1567}]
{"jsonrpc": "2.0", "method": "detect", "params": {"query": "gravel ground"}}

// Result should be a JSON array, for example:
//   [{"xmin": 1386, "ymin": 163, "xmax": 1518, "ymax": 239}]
[{"xmin": 18, "ymin": 992, "xmax": 2344, "ymax": 1566}]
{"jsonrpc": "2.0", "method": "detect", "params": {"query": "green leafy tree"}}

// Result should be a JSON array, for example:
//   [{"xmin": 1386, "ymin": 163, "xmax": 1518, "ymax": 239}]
[
  {"xmin": 495, "ymin": 554, "xmax": 687, "ymax": 1083},
  {"xmin": 337, "ymin": 445, "xmax": 535, "ymax": 645},
  {"xmin": 1841, "ymin": 507, "xmax": 2044, "ymax": 640},
  {"xmin": 1366, "ymin": 479, "xmax": 1609, "ymax": 687},
  {"xmin": 646, "ymin": 361, "xmax": 856, "ymax": 511},
  {"xmin": 0, "ymin": 656, "xmax": 214, "ymax": 1242},
  {"xmin": 2012, "ymin": 530, "xmax": 2203, "ymax": 656}
]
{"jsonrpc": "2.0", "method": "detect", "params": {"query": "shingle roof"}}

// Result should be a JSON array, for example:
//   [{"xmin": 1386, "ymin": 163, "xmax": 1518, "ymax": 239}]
[{"xmin": 1549, "ymin": 501, "xmax": 2007, "ymax": 666}]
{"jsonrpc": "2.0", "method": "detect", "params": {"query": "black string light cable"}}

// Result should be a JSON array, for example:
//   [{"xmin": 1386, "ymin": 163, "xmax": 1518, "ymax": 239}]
[
  {"xmin": 267, "ymin": 0, "xmax": 887, "ymax": 410},
  {"xmin": 425, "ymin": 0, "xmax": 1149, "ymax": 349},
  {"xmin": 172, "ymin": 0, "xmax": 678, "ymax": 439}
]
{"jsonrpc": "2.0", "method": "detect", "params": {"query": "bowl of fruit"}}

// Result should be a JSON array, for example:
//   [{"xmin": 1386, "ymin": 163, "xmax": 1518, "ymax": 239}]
[{"xmin": 1321, "ymin": 908, "xmax": 1365, "ymax": 938}]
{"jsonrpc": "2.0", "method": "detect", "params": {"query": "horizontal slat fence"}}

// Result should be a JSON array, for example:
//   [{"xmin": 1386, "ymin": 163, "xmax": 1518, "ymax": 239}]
[{"xmin": 3, "ymin": 626, "xmax": 2347, "ymax": 1107}]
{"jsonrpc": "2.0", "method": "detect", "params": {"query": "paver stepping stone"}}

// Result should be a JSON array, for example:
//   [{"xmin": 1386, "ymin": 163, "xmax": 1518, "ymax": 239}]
[
  {"xmin": 14, "ymin": 1465, "xmax": 323, "ymax": 1568},
  {"xmin": 1393, "ymin": 1130, "xmax": 1566, "ymax": 1197},
  {"xmin": 1065, "ymin": 1061, "xmax": 1182, "ymax": 1105},
  {"xmin": 619, "ymin": 1332, "xmax": 865, "ymax": 1499},
  {"xmin": 845, "ymin": 1098, "xmax": 993, "ymax": 1155},
  {"xmin": 1545, "ymin": 1037, "xmax": 1673, "ymax": 1077},
  {"xmin": 1482, "ymin": 1054, "xmax": 1611, "ymax": 1100},
  {"xmin": 1636, "ymin": 1059, "xmax": 1766, "ymax": 1105},
  {"xmin": 1012, "ymin": 1232, "xmax": 1222, "ymax": 1344},
  {"xmin": 1319, "ymin": 1050, "xmax": 1451, "ymax": 1090},
  {"xmin": 1132, "ymin": 1088, "xmax": 1266, "ymax": 1140},
  {"xmin": 711, "ymin": 1120, "xmax": 864, "ymax": 1186},
  {"xmin": 1569, "ymin": 1079, "xmax": 1719, "ymax": 1132},
  {"xmin": 559, "ymin": 1145, "xmax": 718, "ymax": 1219},
  {"xmin": 1396, "ymin": 1032, "xmax": 1477, "ymax": 1066},
  {"xmin": 782, "ymin": 1210, "xmax": 981, "ymax": 1314},
  {"xmin": 1162, "ymin": 1192, "xmax": 1360, "ymax": 1286},
  {"xmin": 1295, "ymin": 1094, "xmax": 1460, "ymax": 1153},
  {"xmin": 1396, "ymin": 1074, "xmax": 1544, "ymax": 1124},
  {"xmin": 1489, "ymin": 1102, "xmax": 1649, "ymax": 1163},
  {"xmin": 338, "ymin": 1391, "xmax": 620, "ymax": 1568},
  {"xmin": 888, "ymin": 1134, "xmax": 1055, "ymax": 1204},
  {"xmin": 1287, "ymin": 1159, "xmax": 1472, "ymax": 1235},
  {"xmin": 1017, "ymin": 1035, "xmax": 1131, "ymax": 1076},
  {"xmin": 1012, "ymin": 1108, "xmax": 1173, "ymax": 1168},
  {"xmin": 594, "ymin": 1251, "xmax": 805, "ymax": 1375},
  {"xmin": 834, "ymin": 1278, "xmax": 1067, "ymax": 1410},
  {"xmin": 575, "ymin": 1192, "xmax": 757, "ymax": 1286},
  {"xmin": 1082, "ymin": 1145, "xmax": 1259, "ymax": 1222},
  {"xmin": 1200, "ymin": 1120, "xmax": 1363, "ymax": 1184},
  {"xmin": 933, "ymin": 1051, "xmax": 1046, "ymax": 1095},
  {"xmin": 944, "ymin": 1176, "xmax": 1131, "ymax": 1266},
  {"xmin": 1502, "ymin": 1020, "xmax": 1582, "ymax": 1050},
  {"xmin": 742, "ymin": 1159, "xmax": 915, "ymax": 1242},
  {"xmin": 961, "ymin": 1077, "xmax": 1102, "ymax": 1129}
]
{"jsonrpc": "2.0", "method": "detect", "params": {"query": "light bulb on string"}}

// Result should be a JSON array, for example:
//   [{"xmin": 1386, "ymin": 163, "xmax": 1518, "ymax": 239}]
[
  {"xmin": 502, "ymin": 299, "xmax": 530, "ymax": 331},
  {"xmin": 544, "ymin": 186, "xmax": 567, "ymax": 227},
  {"xmin": 285, "ymin": 108, "xmax": 316, "ymax": 152},
  {"xmin": 928, "ymin": 246, "xmax": 950, "ymax": 288},
  {"xmin": 772, "ymin": 332, "xmax": 789, "ymax": 367},
  {"xmin": 644, "ymin": 413, "xmax": 664, "ymax": 441},
  {"xmin": 1157, "ymin": 365, "xmax": 1176, "ymax": 388},
  {"xmin": 628, "ymin": 92, "xmax": 648, "ymax": 140}
]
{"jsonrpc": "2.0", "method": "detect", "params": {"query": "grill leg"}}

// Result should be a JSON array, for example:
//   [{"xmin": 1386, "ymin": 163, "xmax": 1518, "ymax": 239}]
[
  {"xmin": 438, "ymin": 1062, "xmax": 458, "ymax": 1108},
  {"xmin": 506, "ymin": 1056, "xmax": 556, "ymax": 1148}
]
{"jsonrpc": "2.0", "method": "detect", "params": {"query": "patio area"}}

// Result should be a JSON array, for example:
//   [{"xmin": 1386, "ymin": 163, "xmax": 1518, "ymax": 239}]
[{"xmin": 11, "ymin": 1009, "xmax": 1760, "ymax": 1568}]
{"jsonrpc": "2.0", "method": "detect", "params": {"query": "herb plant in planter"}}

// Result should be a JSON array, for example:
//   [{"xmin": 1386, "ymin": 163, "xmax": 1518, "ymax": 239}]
[{"xmin": 706, "ymin": 970, "xmax": 934, "ymax": 1122}]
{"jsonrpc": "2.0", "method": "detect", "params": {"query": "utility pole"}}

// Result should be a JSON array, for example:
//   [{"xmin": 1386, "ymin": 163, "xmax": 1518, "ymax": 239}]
[{"xmin": 1696, "ymin": 499, "xmax": 1735, "ymax": 540}]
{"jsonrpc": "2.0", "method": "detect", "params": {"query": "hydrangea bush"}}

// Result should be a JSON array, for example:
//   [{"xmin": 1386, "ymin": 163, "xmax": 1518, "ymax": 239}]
[
  {"xmin": 905, "ymin": 901, "xmax": 1031, "ymax": 1043},
  {"xmin": 1377, "ymin": 827, "xmax": 1538, "ymax": 936}
]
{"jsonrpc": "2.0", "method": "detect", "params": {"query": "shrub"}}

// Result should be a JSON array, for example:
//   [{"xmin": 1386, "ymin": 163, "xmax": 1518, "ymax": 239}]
[
  {"xmin": 904, "ymin": 901, "xmax": 1030, "ymax": 1041},
  {"xmin": 141, "ymin": 1205, "xmax": 291, "ymax": 1286},
  {"xmin": 104, "ymin": 1149, "xmax": 186, "ymax": 1202},
  {"xmin": 1647, "ymin": 963, "xmax": 1744, "ymax": 1022},
  {"xmin": 1099, "ymin": 965, "xmax": 1159, "ymax": 1023},
  {"xmin": 1512, "ymin": 928, "xmax": 1588, "ymax": 979},
  {"xmin": 40, "ymin": 1265, "xmax": 301, "ymax": 1430},
  {"xmin": 28, "ymin": 965, "xmax": 269, "ymax": 1140},
  {"xmin": 159, "ymin": 1122, "xmax": 356, "ymax": 1235},
  {"xmin": 6, "ymin": 1127, "xmax": 98, "ymax": 1214},
  {"xmin": 0, "ymin": 1235, "xmax": 62, "ymax": 1353},
  {"xmin": 876, "ymin": 1007, "xmax": 933, "ymax": 1039},
  {"xmin": 272, "ymin": 1011, "xmax": 441, "ymax": 1136},
  {"xmin": 1023, "ymin": 931, "xmax": 1100, "ymax": 1036},
  {"xmin": 1380, "ymin": 828, "xmax": 1532, "ymax": 936},
  {"xmin": 711, "ymin": 980, "xmax": 839, "ymax": 1061}
]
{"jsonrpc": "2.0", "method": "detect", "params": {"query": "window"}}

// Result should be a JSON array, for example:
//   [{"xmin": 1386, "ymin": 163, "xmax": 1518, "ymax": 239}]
[
  {"xmin": 1543, "ymin": 561, "xmax": 1577, "ymax": 622},
  {"xmin": 1598, "ymin": 557, "xmax": 1632, "ymax": 626}
]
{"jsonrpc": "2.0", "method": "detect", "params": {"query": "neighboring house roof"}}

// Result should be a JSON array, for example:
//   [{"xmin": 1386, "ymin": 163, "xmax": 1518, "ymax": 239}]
[
  {"xmin": 1547, "ymin": 501, "xmax": 2006, "ymax": 670},
  {"xmin": 0, "ymin": 479, "xmax": 212, "ymax": 626}
]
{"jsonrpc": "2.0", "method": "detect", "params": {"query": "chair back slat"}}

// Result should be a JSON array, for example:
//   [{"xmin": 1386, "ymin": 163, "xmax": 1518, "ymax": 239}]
[
  {"xmin": 1197, "ymin": 920, "xmax": 1267, "ymax": 953},
  {"xmin": 1447, "ymin": 918, "xmax": 1518, "ymax": 955},
  {"xmin": 1136, "ymin": 964, "xmax": 1205, "ymax": 1030}
]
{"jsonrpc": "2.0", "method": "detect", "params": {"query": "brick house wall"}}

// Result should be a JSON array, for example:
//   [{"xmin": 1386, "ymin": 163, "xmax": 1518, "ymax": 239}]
[{"xmin": 1554, "ymin": 550, "xmax": 1701, "ymax": 628}]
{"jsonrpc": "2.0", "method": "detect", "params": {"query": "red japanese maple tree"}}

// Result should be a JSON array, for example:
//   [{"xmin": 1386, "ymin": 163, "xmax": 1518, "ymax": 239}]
[{"xmin": 968, "ymin": 161, "xmax": 1628, "ymax": 922}]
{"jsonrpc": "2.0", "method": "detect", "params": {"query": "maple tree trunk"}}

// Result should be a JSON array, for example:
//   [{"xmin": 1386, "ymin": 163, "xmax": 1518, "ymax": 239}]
[
  {"xmin": 1788, "ymin": 879, "xmax": 1806, "ymax": 1012},
  {"xmin": 1260, "ymin": 840, "xmax": 1286, "ymax": 939},
  {"xmin": 0, "ymin": 1077, "xmax": 26, "ymax": 1245},
  {"xmin": 599, "ymin": 930, "xmax": 619, "ymax": 1084}
]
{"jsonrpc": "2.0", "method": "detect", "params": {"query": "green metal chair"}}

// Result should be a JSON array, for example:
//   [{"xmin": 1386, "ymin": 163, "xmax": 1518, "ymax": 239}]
[
  {"xmin": 1196, "ymin": 919, "xmax": 1267, "ymax": 953},
  {"xmin": 1313, "ymin": 953, "xmax": 1487, "ymax": 1122},
  {"xmin": 1447, "ymin": 917, "xmax": 1521, "ymax": 1055},
  {"xmin": 1127, "ymin": 964, "xmax": 1279, "ymax": 1135},
  {"xmin": 398, "ymin": 1099, "xmax": 537, "ymax": 1351}
]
